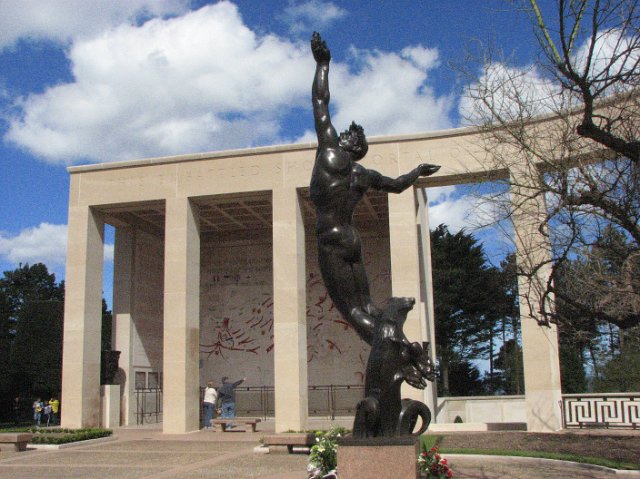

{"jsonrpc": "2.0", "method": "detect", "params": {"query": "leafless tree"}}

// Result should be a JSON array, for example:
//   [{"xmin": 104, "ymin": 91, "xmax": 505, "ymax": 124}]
[{"xmin": 462, "ymin": 0, "xmax": 640, "ymax": 331}]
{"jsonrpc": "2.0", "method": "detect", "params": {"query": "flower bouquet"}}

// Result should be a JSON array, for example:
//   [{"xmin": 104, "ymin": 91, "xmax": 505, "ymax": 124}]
[{"xmin": 417, "ymin": 446, "xmax": 453, "ymax": 478}]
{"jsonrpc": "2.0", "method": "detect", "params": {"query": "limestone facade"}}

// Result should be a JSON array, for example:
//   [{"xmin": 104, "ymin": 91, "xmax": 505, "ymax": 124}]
[{"xmin": 61, "ymin": 126, "xmax": 563, "ymax": 433}]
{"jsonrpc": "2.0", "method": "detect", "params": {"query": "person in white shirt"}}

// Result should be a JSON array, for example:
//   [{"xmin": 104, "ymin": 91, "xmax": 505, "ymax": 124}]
[{"xmin": 202, "ymin": 381, "xmax": 218, "ymax": 429}]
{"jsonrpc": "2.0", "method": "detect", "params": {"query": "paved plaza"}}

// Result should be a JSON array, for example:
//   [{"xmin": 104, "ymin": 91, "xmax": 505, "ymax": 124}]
[{"xmin": 1, "ymin": 425, "xmax": 638, "ymax": 479}]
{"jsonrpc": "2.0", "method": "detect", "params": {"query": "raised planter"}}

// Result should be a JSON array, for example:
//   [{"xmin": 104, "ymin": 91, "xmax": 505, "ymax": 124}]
[{"xmin": 0, "ymin": 432, "xmax": 33, "ymax": 451}]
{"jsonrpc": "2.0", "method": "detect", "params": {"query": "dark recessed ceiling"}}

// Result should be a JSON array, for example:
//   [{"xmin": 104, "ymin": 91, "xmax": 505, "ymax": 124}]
[{"xmin": 100, "ymin": 189, "xmax": 389, "ymax": 238}]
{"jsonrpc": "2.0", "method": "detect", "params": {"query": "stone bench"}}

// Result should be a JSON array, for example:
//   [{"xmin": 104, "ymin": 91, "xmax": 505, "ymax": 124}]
[
  {"xmin": 211, "ymin": 418, "xmax": 261, "ymax": 432},
  {"xmin": 261, "ymin": 433, "xmax": 316, "ymax": 453},
  {"xmin": 0, "ymin": 433, "xmax": 33, "ymax": 451}
]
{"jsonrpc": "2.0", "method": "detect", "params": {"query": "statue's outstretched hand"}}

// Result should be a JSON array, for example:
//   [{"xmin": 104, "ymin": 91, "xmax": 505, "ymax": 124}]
[
  {"xmin": 311, "ymin": 31, "xmax": 331, "ymax": 63},
  {"xmin": 403, "ymin": 363, "xmax": 429, "ymax": 389},
  {"xmin": 418, "ymin": 164, "xmax": 440, "ymax": 177},
  {"xmin": 401, "ymin": 342, "xmax": 436, "ymax": 389},
  {"xmin": 409, "ymin": 342, "xmax": 437, "ymax": 382}
]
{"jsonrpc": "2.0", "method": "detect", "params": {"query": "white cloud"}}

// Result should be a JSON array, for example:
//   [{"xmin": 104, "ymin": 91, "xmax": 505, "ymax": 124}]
[
  {"xmin": 426, "ymin": 185, "xmax": 457, "ymax": 205},
  {"xmin": 5, "ymin": 2, "xmax": 454, "ymax": 165},
  {"xmin": 298, "ymin": 46, "xmax": 453, "ymax": 142},
  {"xmin": 426, "ymin": 185, "xmax": 514, "ymax": 263},
  {"xmin": 0, "ymin": 222, "xmax": 67, "ymax": 268},
  {"xmin": 279, "ymin": 1, "xmax": 347, "ymax": 35},
  {"xmin": 401, "ymin": 46, "xmax": 439, "ymax": 70},
  {"xmin": 0, "ymin": 222, "xmax": 114, "ymax": 271},
  {"xmin": 104, "ymin": 244, "xmax": 114, "ymax": 263},
  {"xmin": 427, "ymin": 186, "xmax": 476, "ymax": 232},
  {"xmin": 331, "ymin": 47, "xmax": 453, "ymax": 136},
  {"xmin": 0, "ymin": 0, "xmax": 189, "ymax": 50},
  {"xmin": 459, "ymin": 62, "xmax": 560, "ymax": 125},
  {"xmin": 5, "ymin": 3, "xmax": 314, "ymax": 164},
  {"xmin": 459, "ymin": 28, "xmax": 640, "ymax": 125},
  {"xmin": 574, "ymin": 29, "xmax": 640, "ymax": 95},
  {"xmin": 427, "ymin": 185, "xmax": 509, "ymax": 235}
]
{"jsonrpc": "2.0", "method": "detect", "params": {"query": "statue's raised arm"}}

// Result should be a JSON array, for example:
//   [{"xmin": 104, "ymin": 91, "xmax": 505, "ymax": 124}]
[
  {"xmin": 311, "ymin": 32, "xmax": 338, "ymax": 146},
  {"xmin": 308, "ymin": 29, "xmax": 440, "ymax": 440}
]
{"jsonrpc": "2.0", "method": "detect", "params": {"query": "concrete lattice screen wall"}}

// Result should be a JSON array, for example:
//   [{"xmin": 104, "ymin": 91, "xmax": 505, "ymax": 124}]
[{"xmin": 197, "ymin": 232, "xmax": 391, "ymax": 388}]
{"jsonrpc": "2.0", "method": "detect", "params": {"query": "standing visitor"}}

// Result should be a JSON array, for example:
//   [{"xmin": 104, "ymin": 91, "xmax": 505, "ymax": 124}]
[
  {"xmin": 202, "ymin": 381, "xmax": 217, "ymax": 429},
  {"xmin": 44, "ymin": 401, "xmax": 52, "ymax": 426},
  {"xmin": 49, "ymin": 396, "xmax": 60, "ymax": 425},
  {"xmin": 32, "ymin": 398, "xmax": 43, "ymax": 426},
  {"xmin": 218, "ymin": 376, "xmax": 246, "ymax": 427},
  {"xmin": 13, "ymin": 396, "xmax": 22, "ymax": 425}
]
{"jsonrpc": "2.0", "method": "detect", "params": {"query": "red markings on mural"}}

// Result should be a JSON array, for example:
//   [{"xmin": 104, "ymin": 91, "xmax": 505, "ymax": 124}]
[
  {"xmin": 200, "ymin": 296, "xmax": 274, "ymax": 358},
  {"xmin": 307, "ymin": 343, "xmax": 317, "ymax": 363},
  {"xmin": 326, "ymin": 339, "xmax": 342, "ymax": 354},
  {"xmin": 200, "ymin": 255, "xmax": 374, "ymax": 383},
  {"xmin": 315, "ymin": 291, "xmax": 328, "ymax": 311},
  {"xmin": 333, "ymin": 319, "xmax": 352, "ymax": 330}
]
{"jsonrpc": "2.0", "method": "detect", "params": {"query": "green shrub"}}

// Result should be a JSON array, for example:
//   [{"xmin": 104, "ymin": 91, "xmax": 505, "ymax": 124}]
[
  {"xmin": 11, "ymin": 428, "xmax": 113, "ymax": 444},
  {"xmin": 420, "ymin": 434, "xmax": 441, "ymax": 452}
]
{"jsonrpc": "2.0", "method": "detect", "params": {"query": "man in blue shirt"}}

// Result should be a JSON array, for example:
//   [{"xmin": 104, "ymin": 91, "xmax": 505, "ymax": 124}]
[{"xmin": 218, "ymin": 376, "xmax": 246, "ymax": 427}]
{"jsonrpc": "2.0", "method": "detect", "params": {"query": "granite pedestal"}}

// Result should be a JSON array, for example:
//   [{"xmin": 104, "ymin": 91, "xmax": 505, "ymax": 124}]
[{"xmin": 337, "ymin": 436, "xmax": 419, "ymax": 479}]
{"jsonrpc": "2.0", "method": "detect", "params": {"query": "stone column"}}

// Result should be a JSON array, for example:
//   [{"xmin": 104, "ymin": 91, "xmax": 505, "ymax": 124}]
[
  {"xmin": 163, "ymin": 198, "xmax": 200, "ymax": 433},
  {"xmin": 511, "ymin": 171, "xmax": 563, "ymax": 432},
  {"xmin": 113, "ymin": 226, "xmax": 136, "ymax": 426},
  {"xmin": 61, "ymin": 205, "xmax": 104, "ymax": 428},
  {"xmin": 387, "ymin": 189, "xmax": 426, "ymax": 403},
  {"xmin": 101, "ymin": 384, "xmax": 121, "ymax": 428},
  {"xmin": 416, "ymin": 189, "xmax": 439, "ymax": 420},
  {"xmin": 272, "ymin": 187, "xmax": 308, "ymax": 432}
]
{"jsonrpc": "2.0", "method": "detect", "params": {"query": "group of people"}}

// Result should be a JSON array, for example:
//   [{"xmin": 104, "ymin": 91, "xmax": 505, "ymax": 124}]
[
  {"xmin": 31, "ymin": 397, "xmax": 59, "ymax": 427},
  {"xmin": 202, "ymin": 376, "xmax": 246, "ymax": 429}
]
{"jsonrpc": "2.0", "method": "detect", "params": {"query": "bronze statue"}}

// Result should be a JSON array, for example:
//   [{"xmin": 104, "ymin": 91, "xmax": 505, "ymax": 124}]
[
  {"xmin": 100, "ymin": 350, "xmax": 121, "ymax": 385},
  {"xmin": 310, "ymin": 32, "xmax": 439, "ymax": 437},
  {"xmin": 354, "ymin": 297, "xmax": 435, "ymax": 437}
]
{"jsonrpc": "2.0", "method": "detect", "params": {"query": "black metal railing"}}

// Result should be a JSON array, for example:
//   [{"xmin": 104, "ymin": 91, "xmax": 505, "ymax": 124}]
[
  {"xmin": 308, "ymin": 384, "xmax": 364, "ymax": 419},
  {"xmin": 197, "ymin": 384, "xmax": 364, "ymax": 420},
  {"xmin": 137, "ymin": 384, "xmax": 364, "ymax": 425},
  {"xmin": 135, "ymin": 388, "xmax": 163, "ymax": 425},
  {"xmin": 562, "ymin": 393, "xmax": 640, "ymax": 429},
  {"xmin": 234, "ymin": 386, "xmax": 275, "ymax": 419}
]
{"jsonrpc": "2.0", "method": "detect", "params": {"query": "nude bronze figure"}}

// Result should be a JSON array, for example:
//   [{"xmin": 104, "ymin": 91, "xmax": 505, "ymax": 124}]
[
  {"xmin": 310, "ymin": 32, "xmax": 439, "ymax": 437},
  {"xmin": 310, "ymin": 31, "xmax": 440, "ymax": 346}
]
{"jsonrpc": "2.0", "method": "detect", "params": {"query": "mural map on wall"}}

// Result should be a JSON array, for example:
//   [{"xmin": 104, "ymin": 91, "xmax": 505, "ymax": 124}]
[{"xmin": 198, "ymin": 238, "xmax": 391, "ymax": 386}]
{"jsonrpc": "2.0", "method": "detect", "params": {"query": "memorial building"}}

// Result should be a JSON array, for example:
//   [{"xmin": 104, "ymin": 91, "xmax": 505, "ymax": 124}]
[{"xmin": 61, "ymin": 125, "xmax": 563, "ymax": 434}]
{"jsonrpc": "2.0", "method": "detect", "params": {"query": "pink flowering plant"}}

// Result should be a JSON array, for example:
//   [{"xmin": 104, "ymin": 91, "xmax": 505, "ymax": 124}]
[{"xmin": 417, "ymin": 446, "xmax": 453, "ymax": 478}]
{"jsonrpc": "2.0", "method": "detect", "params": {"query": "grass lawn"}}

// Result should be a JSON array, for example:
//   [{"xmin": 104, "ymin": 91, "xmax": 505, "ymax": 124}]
[{"xmin": 421, "ymin": 431, "xmax": 640, "ymax": 470}]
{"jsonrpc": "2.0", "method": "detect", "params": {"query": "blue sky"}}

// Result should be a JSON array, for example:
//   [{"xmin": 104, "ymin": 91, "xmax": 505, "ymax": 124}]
[{"xmin": 0, "ymin": 0, "xmax": 547, "ymax": 299}]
